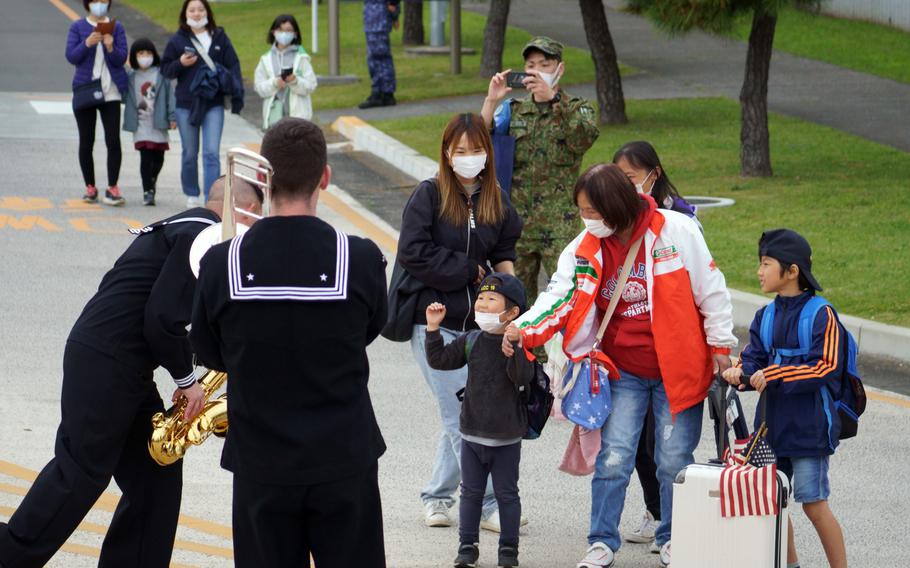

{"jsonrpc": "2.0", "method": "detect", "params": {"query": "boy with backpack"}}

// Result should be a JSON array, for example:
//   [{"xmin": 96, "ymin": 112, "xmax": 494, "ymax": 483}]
[
  {"xmin": 425, "ymin": 273, "xmax": 535, "ymax": 568},
  {"xmin": 722, "ymin": 229, "xmax": 860, "ymax": 568}
]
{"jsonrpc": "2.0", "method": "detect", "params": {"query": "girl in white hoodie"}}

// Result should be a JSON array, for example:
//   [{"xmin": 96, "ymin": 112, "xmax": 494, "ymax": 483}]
[{"xmin": 254, "ymin": 14, "xmax": 317, "ymax": 130}]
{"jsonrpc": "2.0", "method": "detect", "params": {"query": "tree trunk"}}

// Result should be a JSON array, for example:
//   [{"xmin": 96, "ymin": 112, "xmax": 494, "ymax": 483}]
[
  {"xmin": 480, "ymin": 0, "xmax": 511, "ymax": 77},
  {"xmin": 403, "ymin": 0, "xmax": 424, "ymax": 46},
  {"xmin": 578, "ymin": 0, "xmax": 627, "ymax": 124},
  {"xmin": 739, "ymin": 8, "xmax": 776, "ymax": 177}
]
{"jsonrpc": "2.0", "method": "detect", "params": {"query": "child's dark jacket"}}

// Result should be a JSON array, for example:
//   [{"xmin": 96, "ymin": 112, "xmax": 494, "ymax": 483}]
[
  {"xmin": 739, "ymin": 292, "xmax": 847, "ymax": 457},
  {"xmin": 426, "ymin": 330, "xmax": 531, "ymax": 440}
]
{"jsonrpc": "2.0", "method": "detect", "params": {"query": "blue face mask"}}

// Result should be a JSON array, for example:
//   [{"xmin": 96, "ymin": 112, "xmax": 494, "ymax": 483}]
[
  {"xmin": 89, "ymin": 2, "xmax": 108, "ymax": 18},
  {"xmin": 274, "ymin": 31, "xmax": 296, "ymax": 47}
]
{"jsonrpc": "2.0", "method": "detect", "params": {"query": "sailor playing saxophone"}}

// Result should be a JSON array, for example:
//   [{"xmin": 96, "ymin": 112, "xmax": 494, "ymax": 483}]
[{"xmin": 0, "ymin": 179, "xmax": 262, "ymax": 568}]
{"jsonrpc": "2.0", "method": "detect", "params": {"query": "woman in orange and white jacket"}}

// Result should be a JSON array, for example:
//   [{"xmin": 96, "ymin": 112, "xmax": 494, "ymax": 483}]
[{"xmin": 505, "ymin": 164, "xmax": 736, "ymax": 568}]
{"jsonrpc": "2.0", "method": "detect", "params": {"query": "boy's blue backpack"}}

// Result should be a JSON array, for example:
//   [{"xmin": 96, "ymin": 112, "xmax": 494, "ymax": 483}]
[
  {"xmin": 462, "ymin": 330, "xmax": 554, "ymax": 440},
  {"xmin": 759, "ymin": 295, "xmax": 867, "ymax": 440}
]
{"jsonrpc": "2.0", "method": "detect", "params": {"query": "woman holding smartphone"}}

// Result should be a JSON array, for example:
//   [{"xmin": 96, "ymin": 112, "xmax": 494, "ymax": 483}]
[
  {"xmin": 254, "ymin": 14, "xmax": 318, "ymax": 130},
  {"xmin": 161, "ymin": 0, "xmax": 243, "ymax": 208},
  {"xmin": 66, "ymin": 0, "xmax": 128, "ymax": 206}
]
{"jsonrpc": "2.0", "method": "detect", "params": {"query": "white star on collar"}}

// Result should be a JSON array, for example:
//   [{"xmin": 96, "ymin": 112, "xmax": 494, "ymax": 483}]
[
  {"xmin": 320, "ymin": 273, "xmax": 328, "ymax": 282},
  {"xmin": 246, "ymin": 273, "xmax": 255, "ymax": 282}
]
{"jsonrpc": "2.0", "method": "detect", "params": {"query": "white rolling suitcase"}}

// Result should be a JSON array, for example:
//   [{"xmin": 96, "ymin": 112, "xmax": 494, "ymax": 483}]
[
  {"xmin": 671, "ymin": 462, "xmax": 789, "ymax": 567},
  {"xmin": 670, "ymin": 381, "xmax": 790, "ymax": 568}
]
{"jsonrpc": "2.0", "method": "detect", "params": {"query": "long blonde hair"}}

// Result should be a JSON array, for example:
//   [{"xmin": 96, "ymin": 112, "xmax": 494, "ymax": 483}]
[{"xmin": 436, "ymin": 113, "xmax": 504, "ymax": 227}]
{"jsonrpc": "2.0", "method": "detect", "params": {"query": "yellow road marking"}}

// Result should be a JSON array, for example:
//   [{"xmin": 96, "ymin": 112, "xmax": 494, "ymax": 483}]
[
  {"xmin": 0, "ymin": 460, "xmax": 234, "ymax": 540},
  {"xmin": 867, "ymin": 390, "xmax": 910, "ymax": 409},
  {"xmin": 320, "ymin": 189, "xmax": 398, "ymax": 253},
  {"xmin": 48, "ymin": 0, "xmax": 79, "ymax": 21},
  {"xmin": 0, "ymin": 506, "xmax": 233, "ymax": 559},
  {"xmin": 241, "ymin": 142, "xmax": 399, "ymax": 252}
]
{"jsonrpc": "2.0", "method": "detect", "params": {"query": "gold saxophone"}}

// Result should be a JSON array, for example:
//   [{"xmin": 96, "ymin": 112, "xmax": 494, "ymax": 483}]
[{"xmin": 148, "ymin": 369, "xmax": 228, "ymax": 466}]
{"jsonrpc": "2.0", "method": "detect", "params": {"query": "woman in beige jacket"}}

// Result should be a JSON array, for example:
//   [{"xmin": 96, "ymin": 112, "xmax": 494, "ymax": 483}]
[{"xmin": 254, "ymin": 14, "xmax": 317, "ymax": 129}]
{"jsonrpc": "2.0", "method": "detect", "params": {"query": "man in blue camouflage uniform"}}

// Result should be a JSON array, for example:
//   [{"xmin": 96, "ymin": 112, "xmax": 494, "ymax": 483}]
[{"xmin": 359, "ymin": 0, "xmax": 401, "ymax": 109}]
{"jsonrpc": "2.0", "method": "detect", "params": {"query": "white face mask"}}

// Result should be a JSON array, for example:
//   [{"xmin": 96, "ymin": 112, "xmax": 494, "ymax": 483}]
[
  {"xmin": 635, "ymin": 169, "xmax": 656, "ymax": 195},
  {"xmin": 475, "ymin": 311, "xmax": 506, "ymax": 333},
  {"xmin": 89, "ymin": 2, "xmax": 108, "ymax": 18},
  {"xmin": 274, "ymin": 31, "xmax": 296, "ymax": 47},
  {"xmin": 538, "ymin": 69, "xmax": 560, "ymax": 89},
  {"xmin": 583, "ymin": 217, "xmax": 615, "ymax": 239},
  {"xmin": 137, "ymin": 56, "xmax": 154, "ymax": 69},
  {"xmin": 188, "ymin": 17, "xmax": 208, "ymax": 30},
  {"xmin": 451, "ymin": 154, "xmax": 487, "ymax": 179}
]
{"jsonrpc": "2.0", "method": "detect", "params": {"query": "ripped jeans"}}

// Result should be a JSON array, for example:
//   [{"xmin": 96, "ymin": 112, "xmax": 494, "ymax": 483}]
[{"xmin": 588, "ymin": 370, "xmax": 703, "ymax": 551}]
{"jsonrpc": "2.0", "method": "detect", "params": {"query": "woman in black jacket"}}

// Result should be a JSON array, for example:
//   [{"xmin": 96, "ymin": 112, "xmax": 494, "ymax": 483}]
[
  {"xmin": 399, "ymin": 113, "xmax": 522, "ymax": 530},
  {"xmin": 161, "ymin": 0, "xmax": 243, "ymax": 208}
]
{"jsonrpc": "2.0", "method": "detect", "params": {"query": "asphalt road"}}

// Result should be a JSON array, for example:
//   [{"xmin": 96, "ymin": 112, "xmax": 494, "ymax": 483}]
[{"xmin": 1, "ymin": 1, "xmax": 908, "ymax": 567}]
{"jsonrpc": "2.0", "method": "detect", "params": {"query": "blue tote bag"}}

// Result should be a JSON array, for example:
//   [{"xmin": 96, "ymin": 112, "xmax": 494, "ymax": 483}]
[{"xmin": 558, "ymin": 236, "xmax": 644, "ymax": 430}]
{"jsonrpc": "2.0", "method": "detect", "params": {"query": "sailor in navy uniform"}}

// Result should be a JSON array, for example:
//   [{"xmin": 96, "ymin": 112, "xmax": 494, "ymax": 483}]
[
  {"xmin": 190, "ymin": 118, "xmax": 388, "ymax": 568},
  {"xmin": 0, "ymin": 179, "xmax": 262, "ymax": 568}
]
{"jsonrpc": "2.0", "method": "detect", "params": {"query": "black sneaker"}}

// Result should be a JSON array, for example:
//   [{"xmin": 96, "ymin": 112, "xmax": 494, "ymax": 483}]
[
  {"xmin": 358, "ymin": 93, "xmax": 384, "ymax": 109},
  {"xmin": 102, "ymin": 186, "xmax": 125, "ymax": 206},
  {"xmin": 382, "ymin": 93, "xmax": 397, "ymax": 107},
  {"xmin": 143, "ymin": 190, "xmax": 156, "ymax": 206},
  {"xmin": 498, "ymin": 545, "xmax": 519, "ymax": 567},
  {"xmin": 82, "ymin": 185, "xmax": 98, "ymax": 203},
  {"xmin": 454, "ymin": 543, "xmax": 479, "ymax": 568}
]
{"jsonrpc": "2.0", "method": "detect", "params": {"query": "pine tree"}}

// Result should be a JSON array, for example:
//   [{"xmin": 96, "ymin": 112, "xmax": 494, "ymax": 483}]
[{"xmin": 630, "ymin": 0, "xmax": 821, "ymax": 177}]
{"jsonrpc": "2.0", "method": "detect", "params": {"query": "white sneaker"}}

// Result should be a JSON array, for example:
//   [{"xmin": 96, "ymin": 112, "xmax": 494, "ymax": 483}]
[
  {"xmin": 649, "ymin": 541, "xmax": 661, "ymax": 554},
  {"xmin": 625, "ymin": 510, "xmax": 659, "ymax": 543},
  {"xmin": 659, "ymin": 541, "xmax": 671, "ymax": 567},
  {"xmin": 424, "ymin": 500, "xmax": 453, "ymax": 528},
  {"xmin": 479, "ymin": 510, "xmax": 529, "ymax": 533},
  {"xmin": 576, "ymin": 542, "xmax": 615, "ymax": 568},
  {"xmin": 186, "ymin": 195, "xmax": 202, "ymax": 208}
]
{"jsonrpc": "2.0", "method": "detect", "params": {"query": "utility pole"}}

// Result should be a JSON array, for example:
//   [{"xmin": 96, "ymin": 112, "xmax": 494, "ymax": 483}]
[{"xmin": 450, "ymin": 0, "xmax": 461, "ymax": 74}]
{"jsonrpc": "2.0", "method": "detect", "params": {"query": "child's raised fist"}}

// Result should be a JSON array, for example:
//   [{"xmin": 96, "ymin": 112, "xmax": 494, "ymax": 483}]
[{"xmin": 425, "ymin": 302, "xmax": 446, "ymax": 331}]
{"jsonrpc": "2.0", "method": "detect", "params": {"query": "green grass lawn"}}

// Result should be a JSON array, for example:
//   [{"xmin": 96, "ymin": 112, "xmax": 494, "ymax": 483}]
[
  {"xmin": 373, "ymin": 98, "xmax": 910, "ymax": 326},
  {"xmin": 120, "ymin": 0, "xmax": 606, "ymax": 110},
  {"xmin": 727, "ymin": 6, "xmax": 910, "ymax": 84}
]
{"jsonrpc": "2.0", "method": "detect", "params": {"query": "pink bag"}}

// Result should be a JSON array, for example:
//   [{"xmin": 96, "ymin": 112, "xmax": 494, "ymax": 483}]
[{"xmin": 558, "ymin": 425, "xmax": 602, "ymax": 476}]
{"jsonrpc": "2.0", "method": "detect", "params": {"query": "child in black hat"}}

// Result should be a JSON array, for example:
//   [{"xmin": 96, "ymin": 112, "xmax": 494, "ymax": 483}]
[
  {"xmin": 722, "ymin": 229, "xmax": 848, "ymax": 568},
  {"xmin": 425, "ymin": 273, "xmax": 533, "ymax": 568}
]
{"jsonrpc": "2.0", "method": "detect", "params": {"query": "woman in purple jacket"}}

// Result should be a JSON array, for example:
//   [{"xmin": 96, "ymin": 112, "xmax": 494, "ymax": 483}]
[
  {"xmin": 161, "ymin": 0, "xmax": 244, "ymax": 208},
  {"xmin": 66, "ymin": 0, "xmax": 128, "ymax": 206}
]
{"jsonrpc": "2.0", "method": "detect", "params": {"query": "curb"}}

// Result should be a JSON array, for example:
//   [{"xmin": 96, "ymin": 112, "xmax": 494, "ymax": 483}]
[
  {"xmin": 331, "ymin": 116, "xmax": 438, "ymax": 182},
  {"xmin": 329, "ymin": 116, "xmax": 910, "ymax": 364}
]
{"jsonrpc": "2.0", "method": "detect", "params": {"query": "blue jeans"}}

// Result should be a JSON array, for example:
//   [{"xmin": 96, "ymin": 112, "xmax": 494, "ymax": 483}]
[
  {"xmin": 589, "ymin": 370, "xmax": 704, "ymax": 551},
  {"xmin": 778, "ymin": 455, "xmax": 830, "ymax": 503},
  {"xmin": 410, "ymin": 325, "xmax": 497, "ymax": 517},
  {"xmin": 175, "ymin": 105, "xmax": 224, "ymax": 199}
]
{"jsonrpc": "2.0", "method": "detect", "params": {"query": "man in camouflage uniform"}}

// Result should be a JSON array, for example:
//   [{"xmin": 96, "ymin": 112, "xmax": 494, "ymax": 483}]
[
  {"xmin": 481, "ymin": 37, "xmax": 599, "ymax": 299},
  {"xmin": 359, "ymin": 0, "xmax": 401, "ymax": 109}
]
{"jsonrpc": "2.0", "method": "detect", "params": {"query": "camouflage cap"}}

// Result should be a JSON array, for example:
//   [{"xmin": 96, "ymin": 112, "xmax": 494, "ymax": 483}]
[{"xmin": 522, "ymin": 36, "xmax": 563, "ymax": 60}]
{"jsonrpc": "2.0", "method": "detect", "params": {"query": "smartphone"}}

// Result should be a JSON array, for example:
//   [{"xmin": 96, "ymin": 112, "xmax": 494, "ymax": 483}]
[
  {"xmin": 183, "ymin": 46, "xmax": 197, "ymax": 56},
  {"xmin": 95, "ymin": 20, "xmax": 115, "ymax": 35},
  {"xmin": 506, "ymin": 72, "xmax": 530, "ymax": 89},
  {"xmin": 280, "ymin": 68, "xmax": 294, "ymax": 80}
]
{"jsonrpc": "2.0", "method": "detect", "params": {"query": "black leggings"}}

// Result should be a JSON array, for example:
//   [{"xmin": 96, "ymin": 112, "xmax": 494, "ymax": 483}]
[
  {"xmin": 74, "ymin": 101, "xmax": 122, "ymax": 188},
  {"xmin": 139, "ymin": 149, "xmax": 165, "ymax": 192}
]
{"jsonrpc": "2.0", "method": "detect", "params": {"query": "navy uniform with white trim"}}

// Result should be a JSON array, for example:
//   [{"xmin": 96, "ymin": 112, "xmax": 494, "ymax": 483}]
[
  {"xmin": 0, "ymin": 208, "xmax": 218, "ymax": 568},
  {"xmin": 190, "ymin": 119, "xmax": 389, "ymax": 568}
]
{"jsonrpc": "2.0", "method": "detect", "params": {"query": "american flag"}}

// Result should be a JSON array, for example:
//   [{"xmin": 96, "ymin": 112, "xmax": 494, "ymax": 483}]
[{"xmin": 719, "ymin": 462, "xmax": 779, "ymax": 518}]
